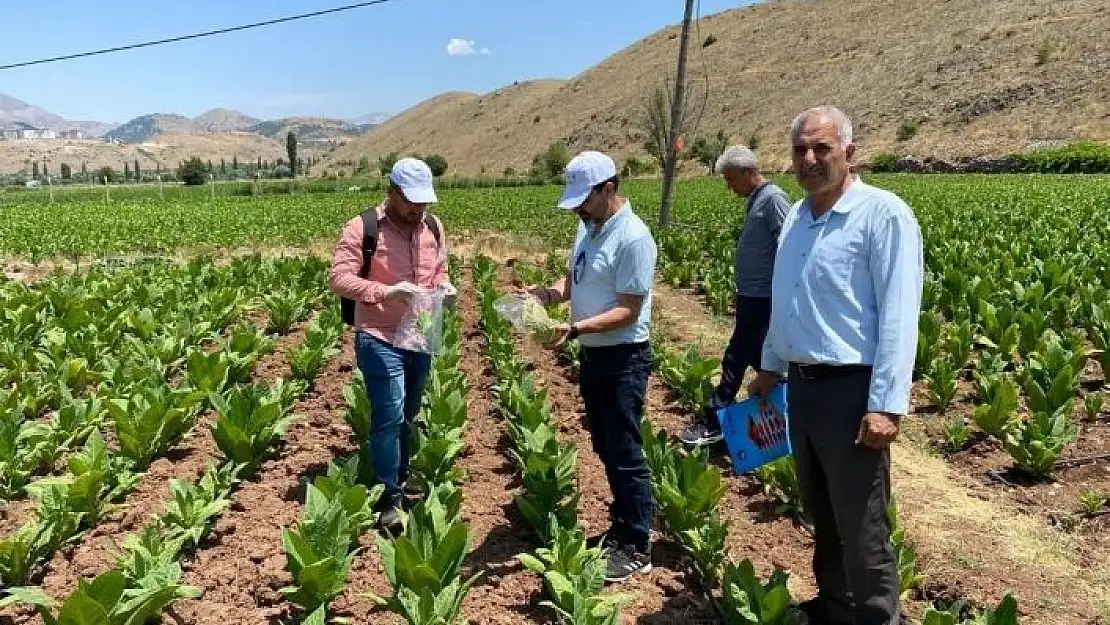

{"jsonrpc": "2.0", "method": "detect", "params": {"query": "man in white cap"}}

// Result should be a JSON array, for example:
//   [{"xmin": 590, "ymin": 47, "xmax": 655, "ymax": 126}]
[
  {"xmin": 329, "ymin": 156, "xmax": 456, "ymax": 536},
  {"xmin": 529, "ymin": 150, "xmax": 658, "ymax": 583}
]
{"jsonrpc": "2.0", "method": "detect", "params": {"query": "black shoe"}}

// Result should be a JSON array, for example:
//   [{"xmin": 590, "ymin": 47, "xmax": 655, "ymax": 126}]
[
  {"xmin": 585, "ymin": 530, "xmax": 617, "ymax": 551},
  {"xmin": 604, "ymin": 542, "xmax": 652, "ymax": 583},
  {"xmin": 376, "ymin": 505, "xmax": 405, "ymax": 538},
  {"xmin": 679, "ymin": 420, "xmax": 724, "ymax": 447}
]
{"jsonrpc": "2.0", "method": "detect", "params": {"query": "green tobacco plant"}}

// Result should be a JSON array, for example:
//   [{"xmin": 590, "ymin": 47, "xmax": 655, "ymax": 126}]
[
  {"xmin": 888, "ymin": 497, "xmax": 925, "ymax": 600},
  {"xmin": 160, "ymin": 463, "xmax": 240, "ymax": 548},
  {"xmin": 925, "ymin": 357, "xmax": 959, "ymax": 414},
  {"xmin": 184, "ymin": 348, "xmax": 231, "ymax": 397},
  {"xmin": 371, "ymin": 483, "xmax": 480, "ymax": 625},
  {"xmin": 281, "ymin": 485, "xmax": 358, "ymax": 614},
  {"xmin": 921, "ymin": 593, "xmax": 1019, "ymax": 625},
  {"xmin": 1003, "ymin": 410, "xmax": 1077, "ymax": 478},
  {"xmin": 719, "ymin": 559, "xmax": 801, "ymax": 625},
  {"xmin": 108, "ymin": 384, "xmax": 200, "ymax": 470},
  {"xmin": 752, "ymin": 457, "xmax": 803, "ymax": 518},
  {"xmin": 971, "ymin": 375, "xmax": 1019, "ymax": 440},
  {"xmin": 0, "ymin": 567, "xmax": 201, "ymax": 625},
  {"xmin": 210, "ymin": 383, "xmax": 295, "ymax": 474},
  {"xmin": 343, "ymin": 371, "xmax": 372, "ymax": 443},
  {"xmin": 311, "ymin": 456, "xmax": 383, "ymax": 542}
]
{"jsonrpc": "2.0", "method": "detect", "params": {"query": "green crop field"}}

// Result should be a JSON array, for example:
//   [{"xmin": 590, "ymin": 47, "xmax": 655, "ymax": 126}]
[{"xmin": 0, "ymin": 174, "xmax": 1108, "ymax": 625}]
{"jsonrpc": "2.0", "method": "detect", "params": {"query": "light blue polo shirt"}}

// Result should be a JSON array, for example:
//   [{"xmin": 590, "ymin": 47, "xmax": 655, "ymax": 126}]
[{"xmin": 569, "ymin": 202, "xmax": 657, "ymax": 347}]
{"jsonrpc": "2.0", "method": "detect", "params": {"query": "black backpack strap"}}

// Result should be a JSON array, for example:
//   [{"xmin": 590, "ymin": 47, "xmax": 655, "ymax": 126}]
[
  {"xmin": 423, "ymin": 213, "xmax": 442, "ymax": 249},
  {"xmin": 358, "ymin": 209, "xmax": 379, "ymax": 279}
]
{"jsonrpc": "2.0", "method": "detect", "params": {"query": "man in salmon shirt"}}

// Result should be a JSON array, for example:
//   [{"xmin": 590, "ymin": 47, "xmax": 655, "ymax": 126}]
[{"xmin": 329, "ymin": 157, "xmax": 455, "ymax": 536}]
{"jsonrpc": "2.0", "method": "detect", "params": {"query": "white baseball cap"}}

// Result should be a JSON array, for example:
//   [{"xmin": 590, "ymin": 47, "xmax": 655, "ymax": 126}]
[
  {"xmin": 389, "ymin": 157, "xmax": 438, "ymax": 204},
  {"xmin": 557, "ymin": 150, "xmax": 617, "ymax": 209}
]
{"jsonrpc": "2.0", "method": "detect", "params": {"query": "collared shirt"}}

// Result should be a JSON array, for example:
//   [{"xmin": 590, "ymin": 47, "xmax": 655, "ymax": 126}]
[
  {"xmin": 570, "ymin": 201, "xmax": 657, "ymax": 347},
  {"xmin": 761, "ymin": 178, "xmax": 923, "ymax": 414},
  {"xmin": 735, "ymin": 181, "xmax": 791, "ymax": 297},
  {"xmin": 329, "ymin": 203, "xmax": 448, "ymax": 346}
]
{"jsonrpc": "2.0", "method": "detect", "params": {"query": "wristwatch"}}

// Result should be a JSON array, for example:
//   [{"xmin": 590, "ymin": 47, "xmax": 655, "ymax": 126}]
[{"xmin": 567, "ymin": 324, "xmax": 580, "ymax": 341}]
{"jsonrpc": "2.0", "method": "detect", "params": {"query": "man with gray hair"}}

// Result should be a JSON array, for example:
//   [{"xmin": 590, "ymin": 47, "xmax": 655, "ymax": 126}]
[
  {"xmin": 749, "ymin": 105, "xmax": 923, "ymax": 625},
  {"xmin": 680, "ymin": 145, "xmax": 790, "ymax": 447}
]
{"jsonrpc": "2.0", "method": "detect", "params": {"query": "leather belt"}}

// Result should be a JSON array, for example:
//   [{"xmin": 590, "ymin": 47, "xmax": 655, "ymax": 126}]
[{"xmin": 789, "ymin": 362, "xmax": 872, "ymax": 381}]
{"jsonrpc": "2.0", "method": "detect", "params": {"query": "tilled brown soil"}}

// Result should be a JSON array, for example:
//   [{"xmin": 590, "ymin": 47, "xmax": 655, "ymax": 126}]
[
  {"xmin": 171, "ymin": 335, "xmax": 357, "ymax": 625},
  {"xmin": 0, "ymin": 321, "xmax": 308, "ymax": 624}
]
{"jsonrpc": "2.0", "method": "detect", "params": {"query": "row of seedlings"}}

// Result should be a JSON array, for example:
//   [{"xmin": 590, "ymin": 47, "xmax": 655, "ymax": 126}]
[
  {"xmin": 0, "ymin": 256, "xmax": 332, "ymax": 621},
  {"xmin": 473, "ymin": 255, "xmax": 628, "ymax": 625},
  {"xmin": 284, "ymin": 257, "xmax": 478, "ymax": 624}
]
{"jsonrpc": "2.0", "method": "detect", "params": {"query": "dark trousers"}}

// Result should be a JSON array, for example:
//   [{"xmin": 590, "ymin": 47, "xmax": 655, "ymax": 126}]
[
  {"xmin": 707, "ymin": 295, "xmax": 772, "ymax": 415},
  {"xmin": 788, "ymin": 366, "xmax": 899, "ymax": 625},
  {"xmin": 579, "ymin": 342, "xmax": 654, "ymax": 550}
]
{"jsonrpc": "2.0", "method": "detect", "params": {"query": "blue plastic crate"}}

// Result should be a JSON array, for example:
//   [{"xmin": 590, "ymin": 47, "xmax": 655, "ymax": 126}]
[{"xmin": 716, "ymin": 383, "xmax": 791, "ymax": 474}]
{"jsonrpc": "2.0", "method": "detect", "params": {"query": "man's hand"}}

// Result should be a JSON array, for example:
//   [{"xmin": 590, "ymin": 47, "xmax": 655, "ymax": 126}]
[
  {"xmin": 384, "ymin": 281, "xmax": 422, "ymax": 303},
  {"xmin": 747, "ymin": 371, "xmax": 781, "ymax": 401},
  {"xmin": 546, "ymin": 323, "xmax": 571, "ymax": 350},
  {"xmin": 856, "ymin": 412, "xmax": 901, "ymax": 449}
]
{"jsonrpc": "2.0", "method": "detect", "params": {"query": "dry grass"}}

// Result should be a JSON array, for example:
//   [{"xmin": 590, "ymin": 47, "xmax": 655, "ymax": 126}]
[{"xmin": 322, "ymin": 0, "xmax": 1109, "ymax": 176}]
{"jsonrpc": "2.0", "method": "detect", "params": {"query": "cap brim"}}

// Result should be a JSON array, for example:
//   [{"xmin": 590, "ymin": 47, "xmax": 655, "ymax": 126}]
[
  {"xmin": 557, "ymin": 185, "xmax": 590, "ymax": 210},
  {"xmin": 401, "ymin": 186, "xmax": 437, "ymax": 204}
]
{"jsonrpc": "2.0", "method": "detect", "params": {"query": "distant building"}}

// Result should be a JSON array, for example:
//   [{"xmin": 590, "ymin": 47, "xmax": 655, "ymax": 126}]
[
  {"xmin": 20, "ymin": 128, "xmax": 41, "ymax": 139},
  {"xmin": 40, "ymin": 129, "xmax": 57, "ymax": 140},
  {"xmin": 1, "ymin": 129, "xmax": 19, "ymax": 140},
  {"xmin": 60, "ymin": 129, "xmax": 86, "ymax": 140}
]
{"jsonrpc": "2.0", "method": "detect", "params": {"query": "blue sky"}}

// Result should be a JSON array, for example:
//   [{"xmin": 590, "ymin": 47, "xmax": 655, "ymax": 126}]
[{"xmin": 0, "ymin": 0, "xmax": 752, "ymax": 123}]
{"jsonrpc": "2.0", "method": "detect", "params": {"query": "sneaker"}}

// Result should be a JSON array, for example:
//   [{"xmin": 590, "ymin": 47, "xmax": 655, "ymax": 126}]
[
  {"xmin": 679, "ymin": 420, "xmax": 724, "ymax": 448},
  {"xmin": 604, "ymin": 542, "xmax": 652, "ymax": 583},
  {"xmin": 376, "ymin": 505, "xmax": 405, "ymax": 538},
  {"xmin": 585, "ymin": 530, "xmax": 617, "ymax": 551}
]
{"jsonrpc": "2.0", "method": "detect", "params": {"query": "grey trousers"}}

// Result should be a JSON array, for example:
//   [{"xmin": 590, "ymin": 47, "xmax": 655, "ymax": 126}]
[{"xmin": 787, "ymin": 367, "xmax": 900, "ymax": 625}]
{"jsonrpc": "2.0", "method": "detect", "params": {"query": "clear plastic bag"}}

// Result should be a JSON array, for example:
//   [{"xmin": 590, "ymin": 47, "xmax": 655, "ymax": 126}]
[
  {"xmin": 492, "ymin": 293, "xmax": 562, "ymax": 344},
  {"xmin": 394, "ymin": 286, "xmax": 447, "ymax": 354}
]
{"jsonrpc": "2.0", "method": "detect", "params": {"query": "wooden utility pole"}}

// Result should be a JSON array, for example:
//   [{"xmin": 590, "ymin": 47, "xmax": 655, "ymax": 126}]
[{"xmin": 658, "ymin": 0, "xmax": 696, "ymax": 229}]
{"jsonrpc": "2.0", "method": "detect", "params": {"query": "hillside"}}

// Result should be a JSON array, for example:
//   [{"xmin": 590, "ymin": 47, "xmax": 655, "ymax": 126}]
[
  {"xmin": 321, "ymin": 0, "xmax": 1110, "ymax": 175},
  {"xmin": 249, "ymin": 117, "xmax": 364, "ymax": 142},
  {"xmin": 0, "ymin": 93, "xmax": 115, "ymax": 137},
  {"xmin": 193, "ymin": 108, "xmax": 260, "ymax": 133},
  {"xmin": 0, "ymin": 132, "xmax": 289, "ymax": 175}
]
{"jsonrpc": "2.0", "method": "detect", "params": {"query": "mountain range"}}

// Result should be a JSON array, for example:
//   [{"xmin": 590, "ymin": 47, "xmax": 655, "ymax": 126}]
[{"xmin": 0, "ymin": 93, "xmax": 389, "ymax": 143}]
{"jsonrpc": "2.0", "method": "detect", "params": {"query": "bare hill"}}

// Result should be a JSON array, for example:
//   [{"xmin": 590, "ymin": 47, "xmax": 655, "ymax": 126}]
[
  {"xmin": 322, "ymin": 0, "xmax": 1109, "ymax": 175},
  {"xmin": 193, "ymin": 108, "xmax": 260, "ymax": 133}
]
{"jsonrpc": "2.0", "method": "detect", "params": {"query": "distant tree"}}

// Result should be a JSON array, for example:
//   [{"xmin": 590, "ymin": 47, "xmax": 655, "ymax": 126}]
[
  {"xmin": 124, "ymin": 161, "xmax": 131, "ymax": 181},
  {"xmin": 134, "ymin": 159, "xmax": 141, "ymax": 181},
  {"xmin": 96, "ymin": 166, "xmax": 116, "ymax": 184},
  {"xmin": 257, "ymin": 156, "xmax": 262, "ymax": 170},
  {"xmin": 81, "ymin": 162, "xmax": 87, "ymax": 176},
  {"xmin": 42, "ymin": 162, "xmax": 49, "ymax": 179},
  {"xmin": 273, "ymin": 164, "xmax": 291, "ymax": 179},
  {"xmin": 378, "ymin": 151, "xmax": 399, "ymax": 176},
  {"xmin": 232, "ymin": 155, "xmax": 239, "ymax": 170},
  {"xmin": 32, "ymin": 161, "xmax": 39, "ymax": 179},
  {"xmin": 179, "ymin": 157, "xmax": 208, "ymax": 186},
  {"xmin": 60, "ymin": 163, "xmax": 72, "ymax": 180},
  {"xmin": 357, "ymin": 156, "xmax": 370, "ymax": 173},
  {"xmin": 220, "ymin": 158, "xmax": 227, "ymax": 175},
  {"xmin": 286, "ymin": 132, "xmax": 298, "ymax": 178},
  {"xmin": 207, "ymin": 160, "xmax": 214, "ymax": 173},
  {"xmin": 687, "ymin": 131, "xmax": 730, "ymax": 170},
  {"xmin": 531, "ymin": 141, "xmax": 570, "ymax": 180},
  {"xmin": 424, "ymin": 154, "xmax": 448, "ymax": 177}
]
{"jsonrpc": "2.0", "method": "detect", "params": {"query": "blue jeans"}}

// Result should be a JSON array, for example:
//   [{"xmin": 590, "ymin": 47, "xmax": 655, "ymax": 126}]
[
  {"xmin": 354, "ymin": 331, "xmax": 432, "ymax": 504},
  {"xmin": 579, "ymin": 341, "xmax": 654, "ymax": 550}
]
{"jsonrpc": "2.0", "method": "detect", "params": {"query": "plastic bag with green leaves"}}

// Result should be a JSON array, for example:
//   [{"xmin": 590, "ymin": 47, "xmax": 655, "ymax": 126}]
[
  {"xmin": 493, "ymin": 294, "xmax": 562, "ymax": 345},
  {"xmin": 394, "ymin": 286, "xmax": 447, "ymax": 354}
]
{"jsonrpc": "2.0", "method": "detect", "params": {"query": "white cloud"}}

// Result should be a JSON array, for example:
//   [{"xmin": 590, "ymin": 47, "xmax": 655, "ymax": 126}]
[{"xmin": 446, "ymin": 38, "xmax": 490, "ymax": 56}]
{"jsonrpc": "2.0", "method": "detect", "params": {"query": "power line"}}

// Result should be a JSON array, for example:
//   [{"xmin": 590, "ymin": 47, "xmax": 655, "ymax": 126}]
[{"xmin": 0, "ymin": 0, "xmax": 398, "ymax": 71}]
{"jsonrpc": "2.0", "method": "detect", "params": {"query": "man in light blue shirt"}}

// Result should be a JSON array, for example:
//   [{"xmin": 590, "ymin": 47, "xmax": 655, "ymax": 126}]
[
  {"xmin": 749, "ymin": 106, "xmax": 923, "ymax": 625},
  {"xmin": 529, "ymin": 150, "xmax": 657, "ymax": 584}
]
